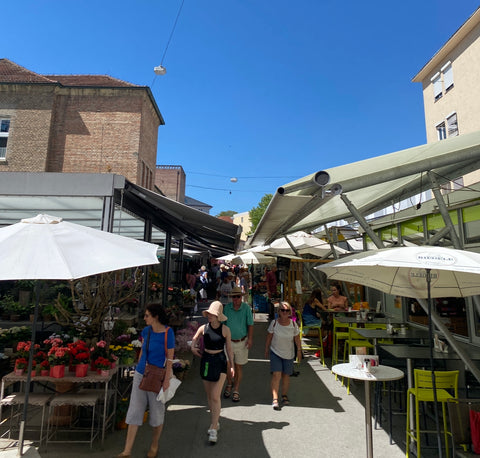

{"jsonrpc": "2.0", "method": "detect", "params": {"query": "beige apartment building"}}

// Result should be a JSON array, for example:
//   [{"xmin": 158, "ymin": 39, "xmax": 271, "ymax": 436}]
[
  {"xmin": 233, "ymin": 211, "xmax": 252, "ymax": 244},
  {"xmin": 413, "ymin": 7, "xmax": 480, "ymax": 186}
]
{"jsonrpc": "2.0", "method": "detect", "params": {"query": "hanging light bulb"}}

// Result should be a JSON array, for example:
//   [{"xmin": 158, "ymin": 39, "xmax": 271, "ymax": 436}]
[
  {"xmin": 154, "ymin": 65, "xmax": 167, "ymax": 75},
  {"xmin": 230, "ymin": 177, "xmax": 238, "ymax": 183}
]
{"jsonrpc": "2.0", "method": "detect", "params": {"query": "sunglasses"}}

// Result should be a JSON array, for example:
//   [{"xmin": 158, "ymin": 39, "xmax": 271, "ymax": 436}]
[
  {"xmin": 280, "ymin": 309, "xmax": 290, "ymax": 313},
  {"xmin": 232, "ymin": 295, "xmax": 241, "ymax": 299}
]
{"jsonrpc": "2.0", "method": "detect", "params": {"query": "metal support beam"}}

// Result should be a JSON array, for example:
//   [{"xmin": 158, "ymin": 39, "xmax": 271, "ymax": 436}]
[
  {"xmin": 340, "ymin": 194, "xmax": 385, "ymax": 249},
  {"xmin": 427, "ymin": 172, "xmax": 480, "ymax": 382},
  {"xmin": 427, "ymin": 171, "xmax": 463, "ymax": 249},
  {"xmin": 162, "ymin": 233, "xmax": 172, "ymax": 308},
  {"xmin": 426, "ymin": 226, "xmax": 451, "ymax": 246},
  {"xmin": 417, "ymin": 298, "xmax": 480, "ymax": 384}
]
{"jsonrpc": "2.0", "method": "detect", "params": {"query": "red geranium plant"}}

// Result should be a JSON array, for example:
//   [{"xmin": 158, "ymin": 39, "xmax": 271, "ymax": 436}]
[
  {"xmin": 68, "ymin": 340, "xmax": 91, "ymax": 365},
  {"xmin": 94, "ymin": 356, "xmax": 111, "ymax": 370},
  {"xmin": 15, "ymin": 357, "xmax": 28, "ymax": 370}
]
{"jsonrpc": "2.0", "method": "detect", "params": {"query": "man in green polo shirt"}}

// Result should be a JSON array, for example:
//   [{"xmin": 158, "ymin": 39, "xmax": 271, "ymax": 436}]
[{"xmin": 222, "ymin": 286, "xmax": 254, "ymax": 403}]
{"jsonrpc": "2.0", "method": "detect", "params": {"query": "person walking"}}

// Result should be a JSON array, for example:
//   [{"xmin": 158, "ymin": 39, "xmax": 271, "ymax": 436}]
[
  {"xmin": 190, "ymin": 301, "xmax": 234, "ymax": 444},
  {"xmin": 222, "ymin": 286, "xmax": 254, "ymax": 403},
  {"xmin": 116, "ymin": 303, "xmax": 175, "ymax": 458},
  {"xmin": 265, "ymin": 301, "xmax": 302, "ymax": 410}
]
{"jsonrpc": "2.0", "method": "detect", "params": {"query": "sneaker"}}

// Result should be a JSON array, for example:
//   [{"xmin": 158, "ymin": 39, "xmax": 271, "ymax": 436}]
[
  {"xmin": 206, "ymin": 423, "xmax": 220, "ymax": 434},
  {"xmin": 208, "ymin": 428, "xmax": 218, "ymax": 444}
]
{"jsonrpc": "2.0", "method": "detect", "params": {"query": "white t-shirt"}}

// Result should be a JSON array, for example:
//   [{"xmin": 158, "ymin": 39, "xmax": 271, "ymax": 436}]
[{"xmin": 267, "ymin": 319, "xmax": 299, "ymax": 360}]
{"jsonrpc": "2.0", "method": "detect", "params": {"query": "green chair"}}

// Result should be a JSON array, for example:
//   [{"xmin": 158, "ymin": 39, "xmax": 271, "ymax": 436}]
[
  {"xmin": 297, "ymin": 311, "xmax": 324, "ymax": 367},
  {"xmin": 406, "ymin": 369, "xmax": 459, "ymax": 458},
  {"xmin": 343, "ymin": 327, "xmax": 374, "ymax": 394},
  {"xmin": 332, "ymin": 318, "xmax": 350, "ymax": 366}
]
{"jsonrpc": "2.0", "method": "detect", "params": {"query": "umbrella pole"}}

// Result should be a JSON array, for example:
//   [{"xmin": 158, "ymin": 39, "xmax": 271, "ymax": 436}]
[
  {"xmin": 426, "ymin": 269, "xmax": 442, "ymax": 458},
  {"xmin": 18, "ymin": 281, "xmax": 40, "ymax": 456}
]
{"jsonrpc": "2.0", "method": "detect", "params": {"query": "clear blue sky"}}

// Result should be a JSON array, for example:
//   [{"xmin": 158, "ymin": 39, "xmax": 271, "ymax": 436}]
[{"xmin": 4, "ymin": 1, "xmax": 480, "ymax": 215}]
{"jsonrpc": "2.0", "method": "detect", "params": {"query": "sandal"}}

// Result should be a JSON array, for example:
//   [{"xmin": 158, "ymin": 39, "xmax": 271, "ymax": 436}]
[
  {"xmin": 281, "ymin": 395, "xmax": 290, "ymax": 405},
  {"xmin": 272, "ymin": 399, "xmax": 281, "ymax": 410},
  {"xmin": 232, "ymin": 391, "xmax": 240, "ymax": 402},
  {"xmin": 223, "ymin": 384, "xmax": 232, "ymax": 398}
]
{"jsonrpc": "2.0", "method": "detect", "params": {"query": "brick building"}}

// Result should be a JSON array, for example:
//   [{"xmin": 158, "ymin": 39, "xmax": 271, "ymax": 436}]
[{"xmin": 0, "ymin": 58, "xmax": 164, "ymax": 190}]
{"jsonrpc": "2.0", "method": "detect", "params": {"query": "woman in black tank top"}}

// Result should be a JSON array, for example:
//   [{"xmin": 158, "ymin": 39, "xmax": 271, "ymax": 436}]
[{"xmin": 191, "ymin": 301, "xmax": 235, "ymax": 444}]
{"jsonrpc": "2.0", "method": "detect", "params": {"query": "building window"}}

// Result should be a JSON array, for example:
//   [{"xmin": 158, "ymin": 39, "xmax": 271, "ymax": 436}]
[
  {"xmin": 442, "ymin": 61, "xmax": 454, "ymax": 92},
  {"xmin": 431, "ymin": 72, "xmax": 442, "ymax": 101},
  {"xmin": 447, "ymin": 113, "xmax": 458, "ymax": 137},
  {"xmin": 0, "ymin": 118, "xmax": 10, "ymax": 160},
  {"xmin": 436, "ymin": 122, "xmax": 447, "ymax": 140}
]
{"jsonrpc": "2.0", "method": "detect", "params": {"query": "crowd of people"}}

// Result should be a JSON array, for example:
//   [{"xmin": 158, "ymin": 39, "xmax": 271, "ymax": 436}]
[{"xmin": 115, "ymin": 264, "xmax": 351, "ymax": 454}]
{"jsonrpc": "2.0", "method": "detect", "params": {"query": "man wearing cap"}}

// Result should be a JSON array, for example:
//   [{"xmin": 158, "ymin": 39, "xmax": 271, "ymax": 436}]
[
  {"xmin": 217, "ymin": 272, "xmax": 234, "ymax": 305},
  {"xmin": 222, "ymin": 286, "xmax": 254, "ymax": 402}
]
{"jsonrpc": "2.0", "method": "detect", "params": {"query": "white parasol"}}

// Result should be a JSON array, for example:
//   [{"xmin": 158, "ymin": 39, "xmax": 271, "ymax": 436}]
[{"xmin": 0, "ymin": 214, "xmax": 159, "ymax": 454}]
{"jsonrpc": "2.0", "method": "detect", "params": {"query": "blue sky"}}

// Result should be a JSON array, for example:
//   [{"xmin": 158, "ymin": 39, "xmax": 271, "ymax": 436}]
[{"xmin": 4, "ymin": 1, "xmax": 480, "ymax": 215}]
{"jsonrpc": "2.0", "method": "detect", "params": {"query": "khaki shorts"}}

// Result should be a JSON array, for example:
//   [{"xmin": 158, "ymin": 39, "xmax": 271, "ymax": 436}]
[{"xmin": 230, "ymin": 340, "xmax": 249, "ymax": 365}]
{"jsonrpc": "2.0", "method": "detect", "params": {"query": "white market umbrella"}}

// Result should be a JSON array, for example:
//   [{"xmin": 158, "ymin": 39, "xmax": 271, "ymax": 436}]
[
  {"xmin": 0, "ymin": 214, "xmax": 160, "ymax": 454},
  {"xmin": 232, "ymin": 251, "xmax": 276, "ymax": 265},
  {"xmin": 316, "ymin": 245, "xmax": 480, "ymax": 457},
  {"xmin": 0, "ymin": 214, "xmax": 159, "ymax": 280},
  {"xmin": 255, "ymin": 231, "xmax": 349, "ymax": 258},
  {"xmin": 316, "ymin": 246, "xmax": 480, "ymax": 298}
]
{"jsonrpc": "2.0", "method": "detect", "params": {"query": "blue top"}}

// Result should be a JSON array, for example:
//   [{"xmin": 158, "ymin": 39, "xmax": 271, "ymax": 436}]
[{"xmin": 136, "ymin": 325, "xmax": 175, "ymax": 375}]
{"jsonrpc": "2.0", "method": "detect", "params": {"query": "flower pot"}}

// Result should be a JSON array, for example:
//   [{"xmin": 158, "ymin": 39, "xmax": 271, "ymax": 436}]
[
  {"xmin": 75, "ymin": 363, "xmax": 89, "ymax": 377},
  {"xmin": 115, "ymin": 418, "xmax": 127, "ymax": 430},
  {"xmin": 50, "ymin": 365, "xmax": 65, "ymax": 378},
  {"xmin": 41, "ymin": 369, "xmax": 49, "ymax": 376},
  {"xmin": 14, "ymin": 368, "xmax": 24, "ymax": 376},
  {"xmin": 100, "ymin": 369, "xmax": 110, "ymax": 377}
]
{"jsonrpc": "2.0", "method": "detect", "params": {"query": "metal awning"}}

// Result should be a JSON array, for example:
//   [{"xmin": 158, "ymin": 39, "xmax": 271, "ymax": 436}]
[
  {"xmin": 250, "ymin": 130, "xmax": 480, "ymax": 246},
  {"xmin": 0, "ymin": 172, "xmax": 240, "ymax": 255}
]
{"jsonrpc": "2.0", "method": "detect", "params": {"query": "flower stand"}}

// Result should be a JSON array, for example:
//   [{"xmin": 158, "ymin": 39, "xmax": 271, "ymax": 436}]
[
  {"xmin": 75, "ymin": 363, "xmax": 89, "ymax": 377},
  {"xmin": 50, "ymin": 365, "xmax": 65, "ymax": 378}
]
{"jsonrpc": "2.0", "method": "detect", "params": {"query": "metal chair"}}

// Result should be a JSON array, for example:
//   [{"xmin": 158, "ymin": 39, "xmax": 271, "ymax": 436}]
[
  {"xmin": 406, "ymin": 369, "xmax": 459, "ymax": 458},
  {"xmin": 296, "ymin": 311, "xmax": 324, "ymax": 366},
  {"xmin": 332, "ymin": 317, "xmax": 350, "ymax": 367}
]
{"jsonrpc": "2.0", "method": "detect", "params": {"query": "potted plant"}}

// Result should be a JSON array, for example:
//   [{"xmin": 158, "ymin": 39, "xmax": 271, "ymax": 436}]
[
  {"xmin": 14, "ymin": 357, "xmax": 28, "ymax": 375},
  {"xmin": 68, "ymin": 340, "xmax": 90, "ymax": 377},
  {"xmin": 94, "ymin": 356, "xmax": 111, "ymax": 376},
  {"xmin": 48, "ymin": 345, "xmax": 70, "ymax": 378},
  {"xmin": 41, "ymin": 303, "xmax": 57, "ymax": 321}
]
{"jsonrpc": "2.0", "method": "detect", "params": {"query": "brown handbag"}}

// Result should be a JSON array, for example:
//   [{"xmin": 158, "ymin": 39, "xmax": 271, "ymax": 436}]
[{"xmin": 139, "ymin": 327, "xmax": 169, "ymax": 393}]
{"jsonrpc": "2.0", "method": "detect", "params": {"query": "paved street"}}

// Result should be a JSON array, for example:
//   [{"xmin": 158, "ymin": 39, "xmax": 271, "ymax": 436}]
[{"xmin": 0, "ymin": 305, "xmax": 414, "ymax": 458}]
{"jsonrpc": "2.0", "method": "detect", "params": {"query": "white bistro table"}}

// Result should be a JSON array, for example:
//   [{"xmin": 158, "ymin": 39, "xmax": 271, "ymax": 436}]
[{"xmin": 332, "ymin": 363, "xmax": 404, "ymax": 458}]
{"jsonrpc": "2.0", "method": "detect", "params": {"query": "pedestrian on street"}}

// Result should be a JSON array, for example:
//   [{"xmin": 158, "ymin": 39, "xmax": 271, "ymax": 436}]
[
  {"xmin": 116, "ymin": 303, "xmax": 175, "ymax": 458},
  {"xmin": 222, "ymin": 286, "xmax": 254, "ymax": 403},
  {"xmin": 265, "ymin": 301, "xmax": 302, "ymax": 410},
  {"xmin": 191, "ymin": 301, "xmax": 235, "ymax": 444}
]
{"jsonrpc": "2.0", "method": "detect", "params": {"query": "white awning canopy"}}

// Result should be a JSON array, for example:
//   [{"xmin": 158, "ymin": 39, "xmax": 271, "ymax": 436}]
[{"xmin": 250, "ymin": 130, "xmax": 480, "ymax": 246}]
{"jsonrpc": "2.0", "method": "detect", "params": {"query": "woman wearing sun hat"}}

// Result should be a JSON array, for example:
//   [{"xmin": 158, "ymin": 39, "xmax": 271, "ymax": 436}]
[{"xmin": 191, "ymin": 301, "xmax": 234, "ymax": 444}]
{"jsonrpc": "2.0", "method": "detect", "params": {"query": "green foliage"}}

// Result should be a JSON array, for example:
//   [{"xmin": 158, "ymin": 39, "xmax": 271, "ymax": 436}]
[
  {"xmin": 248, "ymin": 193, "xmax": 273, "ymax": 234},
  {"xmin": 216, "ymin": 210, "xmax": 236, "ymax": 217}
]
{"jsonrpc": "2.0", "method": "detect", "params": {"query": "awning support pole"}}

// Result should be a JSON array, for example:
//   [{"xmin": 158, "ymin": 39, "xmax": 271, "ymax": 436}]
[
  {"xmin": 427, "ymin": 171, "xmax": 480, "ymax": 383},
  {"xmin": 162, "ymin": 233, "xmax": 172, "ymax": 308},
  {"xmin": 340, "ymin": 194, "xmax": 385, "ymax": 249},
  {"xmin": 427, "ymin": 171, "xmax": 463, "ymax": 249}
]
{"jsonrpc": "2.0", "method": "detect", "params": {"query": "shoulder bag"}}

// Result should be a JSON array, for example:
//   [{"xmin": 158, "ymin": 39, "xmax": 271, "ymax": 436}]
[{"xmin": 139, "ymin": 326, "xmax": 169, "ymax": 393}]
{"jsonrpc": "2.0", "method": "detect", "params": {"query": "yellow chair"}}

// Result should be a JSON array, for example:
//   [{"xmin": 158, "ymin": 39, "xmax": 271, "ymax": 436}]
[
  {"xmin": 406, "ymin": 369, "xmax": 459, "ymax": 458},
  {"xmin": 332, "ymin": 318, "xmax": 350, "ymax": 366},
  {"xmin": 296, "ymin": 311, "xmax": 325, "ymax": 367},
  {"xmin": 342, "ymin": 327, "xmax": 374, "ymax": 394}
]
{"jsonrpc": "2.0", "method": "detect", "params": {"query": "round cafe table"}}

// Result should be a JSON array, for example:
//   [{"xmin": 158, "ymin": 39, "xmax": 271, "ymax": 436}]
[{"xmin": 332, "ymin": 363, "xmax": 404, "ymax": 458}]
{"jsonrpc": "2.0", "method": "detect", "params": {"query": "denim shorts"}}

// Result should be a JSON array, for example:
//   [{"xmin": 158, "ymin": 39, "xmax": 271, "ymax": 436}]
[
  {"xmin": 125, "ymin": 371, "xmax": 166, "ymax": 427},
  {"xmin": 270, "ymin": 350, "xmax": 294, "ymax": 375}
]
